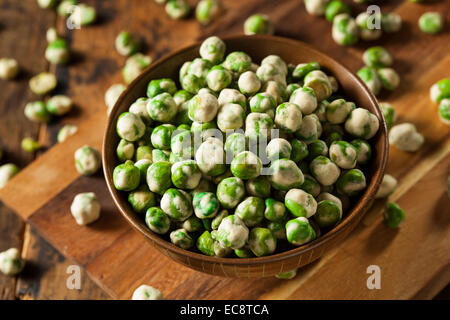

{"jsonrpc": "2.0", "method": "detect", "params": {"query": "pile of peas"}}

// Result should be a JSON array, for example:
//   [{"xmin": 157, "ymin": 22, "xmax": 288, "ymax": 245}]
[{"xmin": 111, "ymin": 36, "xmax": 381, "ymax": 259}]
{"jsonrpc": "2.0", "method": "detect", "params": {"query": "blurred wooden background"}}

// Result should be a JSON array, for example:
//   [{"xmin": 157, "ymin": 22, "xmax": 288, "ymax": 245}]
[{"xmin": 0, "ymin": 0, "xmax": 449, "ymax": 299}]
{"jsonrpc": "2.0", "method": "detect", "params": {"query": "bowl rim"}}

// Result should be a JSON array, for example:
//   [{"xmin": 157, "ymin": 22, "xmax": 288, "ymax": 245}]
[{"xmin": 103, "ymin": 34, "xmax": 388, "ymax": 266}]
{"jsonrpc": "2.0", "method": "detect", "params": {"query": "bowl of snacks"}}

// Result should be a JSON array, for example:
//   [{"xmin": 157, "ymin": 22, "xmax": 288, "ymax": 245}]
[{"xmin": 103, "ymin": 35, "xmax": 388, "ymax": 278}]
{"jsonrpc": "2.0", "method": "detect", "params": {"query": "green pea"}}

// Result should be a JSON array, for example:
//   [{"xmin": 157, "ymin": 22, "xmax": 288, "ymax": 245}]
[
  {"xmin": 357, "ymin": 67, "xmax": 381, "ymax": 96},
  {"xmin": 266, "ymin": 138, "xmax": 292, "ymax": 162},
  {"xmin": 363, "ymin": 46, "xmax": 393, "ymax": 69},
  {"xmin": 147, "ymin": 78, "xmax": 177, "ymax": 98},
  {"xmin": 165, "ymin": 0, "xmax": 190, "ymax": 19},
  {"xmin": 430, "ymin": 78, "xmax": 450, "ymax": 103},
  {"xmin": 234, "ymin": 247, "xmax": 254, "ymax": 258},
  {"xmin": 248, "ymin": 227, "xmax": 277, "ymax": 257},
  {"xmin": 384, "ymin": 202, "xmax": 405, "ymax": 228},
  {"xmin": 202, "ymin": 218, "xmax": 212, "ymax": 231},
  {"xmin": 216, "ymin": 215, "xmax": 249, "ymax": 249},
  {"xmin": 135, "ymin": 145, "xmax": 153, "ymax": 162},
  {"xmin": 195, "ymin": 138, "xmax": 226, "ymax": 176},
  {"xmin": 336, "ymin": 168, "xmax": 366, "ymax": 196},
  {"xmin": 115, "ymin": 31, "xmax": 140, "ymax": 56},
  {"xmin": 206, "ymin": 65, "xmax": 232, "ymax": 92},
  {"xmin": 128, "ymin": 185, "xmax": 157, "ymax": 215},
  {"xmin": 170, "ymin": 130, "xmax": 193, "ymax": 160},
  {"xmin": 264, "ymin": 198, "xmax": 286, "ymax": 222},
  {"xmin": 161, "ymin": 188, "xmax": 193, "ymax": 221},
  {"xmin": 145, "ymin": 207, "xmax": 170, "ymax": 234},
  {"xmin": 223, "ymin": 51, "xmax": 252, "ymax": 74},
  {"xmin": 68, "ymin": 3, "xmax": 96, "ymax": 27},
  {"xmin": 351, "ymin": 139, "xmax": 372, "ymax": 165},
  {"xmin": 245, "ymin": 112, "xmax": 274, "ymax": 142},
  {"xmin": 307, "ymin": 140, "xmax": 328, "ymax": 162},
  {"xmin": 151, "ymin": 124, "xmax": 176, "ymax": 150},
  {"xmin": 329, "ymin": 140, "xmax": 358, "ymax": 169},
  {"xmin": 300, "ymin": 174, "xmax": 321, "ymax": 197},
  {"xmin": 378, "ymin": 68, "xmax": 400, "ymax": 91},
  {"xmin": 170, "ymin": 228, "xmax": 194, "ymax": 249},
  {"xmin": 190, "ymin": 178, "xmax": 216, "ymax": 197},
  {"xmin": 249, "ymin": 93, "xmax": 277, "ymax": 117},
  {"xmin": 21, "ymin": 138, "xmax": 41, "ymax": 153},
  {"xmin": 287, "ymin": 83, "xmax": 301, "ymax": 96},
  {"xmin": 74, "ymin": 145, "xmax": 101, "ymax": 176},
  {"xmin": 285, "ymin": 217, "xmax": 316, "ymax": 245},
  {"xmin": 309, "ymin": 155, "xmax": 340, "ymax": 186},
  {"xmin": 199, "ymin": 36, "xmax": 226, "ymax": 65},
  {"xmin": 196, "ymin": 0, "xmax": 221, "ymax": 25},
  {"xmin": 268, "ymin": 159, "xmax": 304, "ymax": 191},
  {"xmin": 230, "ymin": 151, "xmax": 262, "ymax": 180},
  {"xmin": 123, "ymin": 53, "xmax": 152, "ymax": 84},
  {"xmin": 181, "ymin": 73, "xmax": 204, "ymax": 94},
  {"xmin": 116, "ymin": 112, "xmax": 146, "ymax": 142},
  {"xmin": 290, "ymin": 139, "xmax": 309, "ymax": 163},
  {"xmin": 235, "ymin": 196, "xmax": 265, "ymax": 227},
  {"xmin": 276, "ymin": 269, "xmax": 297, "ymax": 280},
  {"xmin": 152, "ymin": 149, "xmax": 170, "ymax": 163},
  {"xmin": 135, "ymin": 159, "xmax": 152, "ymax": 184},
  {"xmin": 45, "ymin": 38, "xmax": 70, "ymax": 64},
  {"xmin": 197, "ymin": 231, "xmax": 215, "ymax": 256},
  {"xmin": 129, "ymin": 97, "xmax": 152, "ymax": 125},
  {"xmin": 113, "ymin": 160, "xmax": 140, "ymax": 191},
  {"xmin": 267, "ymin": 220, "xmax": 286, "ymax": 240},
  {"xmin": 193, "ymin": 192, "xmax": 220, "ymax": 219},
  {"xmin": 285, "ymin": 188, "xmax": 317, "ymax": 218},
  {"xmin": 325, "ymin": 0, "xmax": 351, "ymax": 22},
  {"xmin": 314, "ymin": 200, "xmax": 342, "ymax": 228},
  {"xmin": 146, "ymin": 161, "xmax": 172, "ymax": 195},
  {"xmin": 216, "ymin": 177, "xmax": 245, "ymax": 209},
  {"xmin": 224, "ymin": 132, "xmax": 247, "ymax": 158},
  {"xmin": 246, "ymin": 176, "xmax": 271, "ymax": 198},
  {"xmin": 438, "ymin": 99, "xmax": 450, "ymax": 125},
  {"xmin": 147, "ymin": 92, "xmax": 177, "ymax": 122},
  {"xmin": 24, "ymin": 101, "xmax": 51, "ymax": 123}
]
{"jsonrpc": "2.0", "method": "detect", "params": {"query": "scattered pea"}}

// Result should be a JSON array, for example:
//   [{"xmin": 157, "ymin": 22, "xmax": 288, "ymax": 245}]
[
  {"xmin": 29, "ymin": 72, "xmax": 57, "ymax": 95},
  {"xmin": 384, "ymin": 202, "xmax": 405, "ymax": 228},
  {"xmin": 0, "ymin": 248, "xmax": 25, "ymax": 276},
  {"xmin": 438, "ymin": 99, "xmax": 450, "ymax": 125},
  {"xmin": 74, "ymin": 145, "xmax": 101, "ymax": 176},
  {"xmin": 196, "ymin": 0, "xmax": 221, "ymax": 25},
  {"xmin": 68, "ymin": 3, "xmax": 96, "ymax": 27},
  {"xmin": 378, "ymin": 68, "xmax": 400, "ymax": 91},
  {"xmin": 430, "ymin": 78, "xmax": 450, "ymax": 103},
  {"xmin": 380, "ymin": 102, "xmax": 396, "ymax": 130},
  {"xmin": 105, "ymin": 83, "xmax": 126, "ymax": 113},
  {"xmin": 70, "ymin": 192, "xmax": 101, "ymax": 225},
  {"xmin": 131, "ymin": 285, "xmax": 163, "ymax": 300},
  {"xmin": 21, "ymin": 138, "xmax": 41, "ymax": 153},
  {"xmin": 123, "ymin": 53, "xmax": 152, "ymax": 84},
  {"xmin": 0, "ymin": 58, "xmax": 19, "ymax": 80},
  {"xmin": 419, "ymin": 12, "xmax": 444, "ymax": 35},
  {"xmin": 0, "ymin": 164, "xmax": 20, "ymax": 189},
  {"xmin": 375, "ymin": 174, "xmax": 397, "ymax": 199},
  {"xmin": 244, "ymin": 13, "xmax": 274, "ymax": 35},
  {"xmin": 389, "ymin": 123, "xmax": 424, "ymax": 152},
  {"xmin": 24, "ymin": 101, "xmax": 51, "ymax": 123}
]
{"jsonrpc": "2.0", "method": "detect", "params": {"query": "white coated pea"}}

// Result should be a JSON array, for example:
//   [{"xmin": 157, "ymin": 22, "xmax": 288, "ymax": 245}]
[{"xmin": 70, "ymin": 192, "xmax": 101, "ymax": 225}]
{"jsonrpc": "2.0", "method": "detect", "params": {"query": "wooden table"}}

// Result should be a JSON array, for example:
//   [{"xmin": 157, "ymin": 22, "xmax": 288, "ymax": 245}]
[{"xmin": 0, "ymin": 0, "xmax": 449, "ymax": 300}]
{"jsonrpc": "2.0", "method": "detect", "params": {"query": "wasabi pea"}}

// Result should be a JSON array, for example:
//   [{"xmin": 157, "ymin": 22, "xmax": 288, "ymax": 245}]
[
  {"xmin": 199, "ymin": 36, "xmax": 226, "ymax": 65},
  {"xmin": 37, "ymin": 0, "xmax": 58, "ymax": 9},
  {"xmin": 196, "ymin": 0, "xmax": 221, "ymax": 25},
  {"xmin": 150, "ymin": 124, "xmax": 174, "ymax": 150},
  {"xmin": 0, "ymin": 164, "xmax": 20, "ymax": 189},
  {"xmin": 325, "ymin": 99, "xmax": 354, "ymax": 124},
  {"xmin": 378, "ymin": 68, "xmax": 400, "ymax": 91},
  {"xmin": 216, "ymin": 177, "xmax": 245, "ymax": 209},
  {"xmin": 246, "ymin": 176, "xmax": 271, "ymax": 198},
  {"xmin": 46, "ymin": 95, "xmax": 73, "ymax": 116},
  {"xmin": 147, "ymin": 92, "xmax": 177, "ymax": 122},
  {"xmin": 307, "ymin": 140, "xmax": 328, "ymax": 161},
  {"xmin": 314, "ymin": 200, "xmax": 342, "ymax": 228},
  {"xmin": 129, "ymin": 97, "xmax": 151, "ymax": 125},
  {"xmin": 287, "ymin": 83, "xmax": 301, "ymax": 96},
  {"xmin": 286, "ymin": 217, "xmax": 316, "ymax": 245},
  {"xmin": 224, "ymin": 132, "xmax": 246, "ymax": 158},
  {"xmin": 248, "ymin": 227, "xmax": 277, "ymax": 257},
  {"xmin": 310, "ymin": 155, "xmax": 340, "ymax": 186},
  {"xmin": 171, "ymin": 160, "xmax": 201, "ymax": 189},
  {"xmin": 147, "ymin": 78, "xmax": 177, "ymax": 98},
  {"xmin": 316, "ymin": 192, "xmax": 342, "ymax": 212},
  {"xmin": 152, "ymin": 149, "xmax": 170, "ymax": 163},
  {"xmin": 363, "ymin": 46, "xmax": 393, "ymax": 69},
  {"xmin": 0, "ymin": 58, "xmax": 19, "ymax": 80},
  {"xmin": 357, "ymin": 67, "xmax": 381, "ymax": 96},
  {"xmin": 216, "ymin": 215, "xmax": 249, "ymax": 249},
  {"xmin": 70, "ymin": 192, "xmax": 101, "ymax": 225},
  {"xmin": 46, "ymin": 28, "xmax": 58, "ymax": 44},
  {"xmin": 182, "ymin": 216, "xmax": 203, "ymax": 232},
  {"xmin": 292, "ymin": 62, "xmax": 320, "ymax": 80},
  {"xmin": 195, "ymin": 138, "xmax": 226, "ymax": 176},
  {"xmin": 325, "ymin": 0, "xmax": 351, "ymax": 22},
  {"xmin": 245, "ymin": 112, "xmax": 274, "ymax": 141},
  {"xmin": 419, "ymin": 12, "xmax": 444, "ymax": 35},
  {"xmin": 68, "ymin": 4, "xmax": 96, "ymax": 27},
  {"xmin": 128, "ymin": 185, "xmax": 156, "ymax": 214},
  {"xmin": 181, "ymin": 73, "xmax": 204, "ymax": 94},
  {"xmin": 145, "ymin": 207, "xmax": 171, "ymax": 234},
  {"xmin": 300, "ymin": 174, "xmax": 321, "ymax": 197},
  {"xmin": 223, "ymin": 52, "xmax": 252, "ymax": 75},
  {"xmin": 262, "ymin": 80, "xmax": 288, "ymax": 104},
  {"xmin": 123, "ymin": 53, "xmax": 152, "ymax": 84},
  {"xmin": 105, "ymin": 84, "xmax": 125, "ymax": 112},
  {"xmin": 244, "ymin": 14, "xmax": 274, "ymax": 35},
  {"xmin": 430, "ymin": 78, "xmax": 450, "ymax": 103},
  {"xmin": 356, "ymin": 12, "xmax": 382, "ymax": 41},
  {"xmin": 375, "ymin": 174, "xmax": 397, "ymax": 199},
  {"xmin": 165, "ymin": 0, "xmax": 190, "ymax": 19},
  {"xmin": 304, "ymin": 70, "xmax": 332, "ymax": 102},
  {"xmin": 211, "ymin": 209, "xmax": 229, "ymax": 230},
  {"xmin": 230, "ymin": 151, "xmax": 262, "ymax": 180},
  {"xmin": 351, "ymin": 139, "xmax": 371, "ymax": 165},
  {"xmin": 135, "ymin": 159, "xmax": 152, "ymax": 183},
  {"xmin": 389, "ymin": 123, "xmax": 424, "ymax": 152},
  {"xmin": 29, "ymin": 72, "xmax": 57, "ymax": 95},
  {"xmin": 193, "ymin": 192, "xmax": 219, "ymax": 219},
  {"xmin": 45, "ymin": 38, "xmax": 70, "ymax": 64},
  {"xmin": 161, "ymin": 188, "xmax": 193, "ymax": 221},
  {"xmin": 332, "ymin": 13, "xmax": 359, "ymax": 46},
  {"xmin": 304, "ymin": 0, "xmax": 329, "ymax": 16},
  {"xmin": 24, "ymin": 101, "xmax": 51, "ymax": 123},
  {"xmin": 276, "ymin": 269, "xmax": 297, "ymax": 280},
  {"xmin": 238, "ymin": 71, "xmax": 261, "ymax": 95},
  {"xmin": 289, "ymin": 87, "xmax": 317, "ymax": 115},
  {"xmin": 345, "ymin": 108, "xmax": 380, "ymax": 139},
  {"xmin": 235, "ymin": 196, "xmax": 265, "ymax": 227},
  {"xmin": 57, "ymin": 124, "xmax": 78, "ymax": 142},
  {"xmin": 290, "ymin": 139, "xmax": 309, "ymax": 163},
  {"xmin": 285, "ymin": 188, "xmax": 317, "ymax": 218},
  {"xmin": 147, "ymin": 161, "xmax": 172, "ymax": 194},
  {"xmin": 264, "ymin": 198, "xmax": 286, "ymax": 222},
  {"xmin": 380, "ymin": 102, "xmax": 396, "ymax": 130},
  {"xmin": 336, "ymin": 168, "xmax": 366, "ymax": 196},
  {"xmin": 275, "ymin": 103, "xmax": 303, "ymax": 133},
  {"xmin": 384, "ymin": 202, "xmax": 405, "ymax": 228},
  {"xmin": 268, "ymin": 159, "xmax": 304, "ymax": 191},
  {"xmin": 218, "ymin": 88, "xmax": 246, "ymax": 108},
  {"xmin": 131, "ymin": 285, "xmax": 163, "ymax": 300},
  {"xmin": 0, "ymin": 248, "xmax": 24, "ymax": 276},
  {"xmin": 216, "ymin": 103, "xmax": 245, "ymax": 132},
  {"xmin": 197, "ymin": 231, "xmax": 215, "ymax": 256},
  {"xmin": 256, "ymin": 63, "xmax": 286, "ymax": 86},
  {"xmin": 266, "ymin": 138, "xmax": 291, "ymax": 162},
  {"xmin": 170, "ymin": 228, "xmax": 194, "ymax": 249},
  {"xmin": 438, "ymin": 99, "xmax": 450, "ymax": 125},
  {"xmin": 113, "ymin": 160, "xmax": 140, "ymax": 191},
  {"xmin": 116, "ymin": 112, "xmax": 146, "ymax": 142},
  {"xmin": 296, "ymin": 114, "xmax": 322, "ymax": 143},
  {"xmin": 57, "ymin": 0, "xmax": 77, "ymax": 17},
  {"xmin": 329, "ymin": 140, "xmax": 358, "ymax": 169},
  {"xmin": 188, "ymin": 92, "xmax": 219, "ymax": 123},
  {"xmin": 267, "ymin": 221, "xmax": 286, "ymax": 240},
  {"xmin": 21, "ymin": 138, "xmax": 41, "ymax": 153},
  {"xmin": 74, "ymin": 145, "xmax": 101, "ymax": 176},
  {"xmin": 206, "ymin": 66, "xmax": 232, "ymax": 92},
  {"xmin": 380, "ymin": 12, "xmax": 402, "ymax": 33},
  {"xmin": 135, "ymin": 145, "xmax": 153, "ymax": 161}
]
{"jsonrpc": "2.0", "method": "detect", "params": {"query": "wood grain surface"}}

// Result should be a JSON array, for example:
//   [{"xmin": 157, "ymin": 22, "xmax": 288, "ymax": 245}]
[{"xmin": 0, "ymin": 0, "xmax": 449, "ymax": 299}]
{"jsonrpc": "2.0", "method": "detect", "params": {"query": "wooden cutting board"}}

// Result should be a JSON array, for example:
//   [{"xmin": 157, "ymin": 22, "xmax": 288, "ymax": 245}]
[{"xmin": 0, "ymin": 0, "xmax": 449, "ymax": 299}]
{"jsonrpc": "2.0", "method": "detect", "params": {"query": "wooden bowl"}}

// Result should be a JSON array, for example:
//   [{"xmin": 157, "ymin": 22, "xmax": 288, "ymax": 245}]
[{"xmin": 103, "ymin": 35, "xmax": 388, "ymax": 278}]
